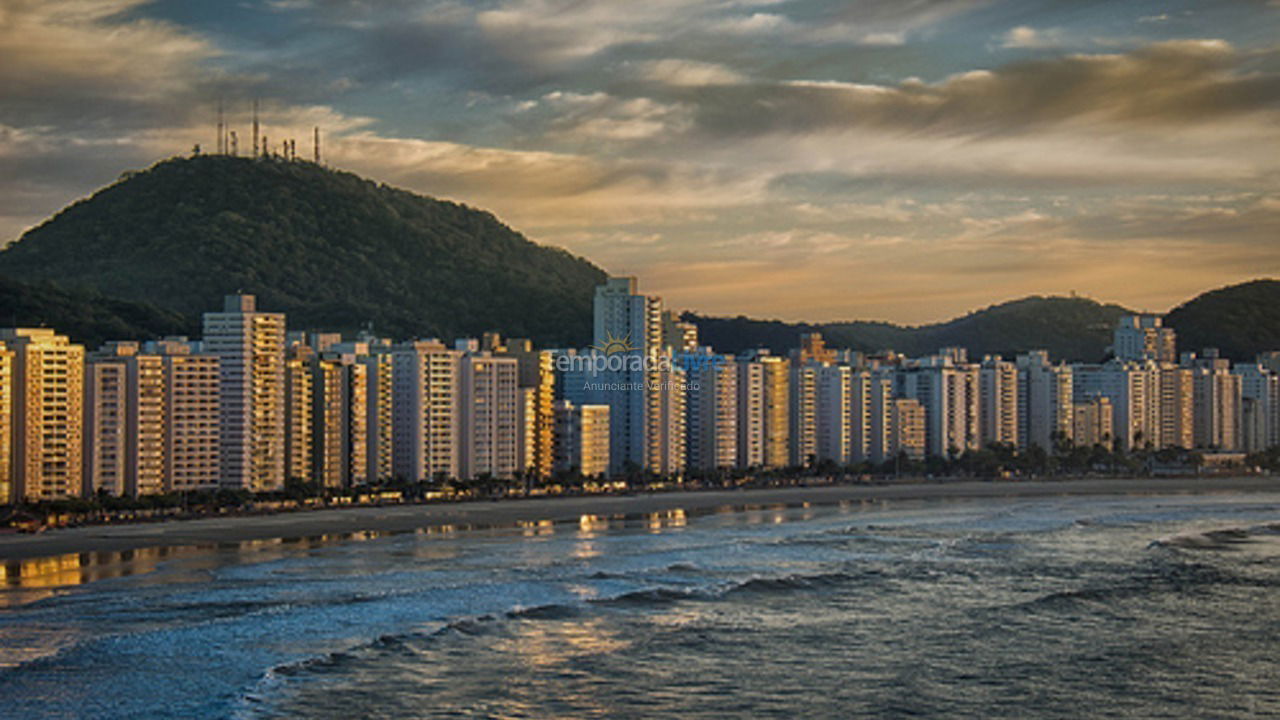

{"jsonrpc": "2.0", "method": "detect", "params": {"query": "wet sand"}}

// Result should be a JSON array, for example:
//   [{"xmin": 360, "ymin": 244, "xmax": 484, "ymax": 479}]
[{"xmin": 2, "ymin": 476, "xmax": 1277, "ymax": 561}]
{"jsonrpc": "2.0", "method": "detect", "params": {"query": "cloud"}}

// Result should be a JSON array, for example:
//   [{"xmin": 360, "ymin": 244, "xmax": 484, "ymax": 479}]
[{"xmin": 999, "ymin": 25, "xmax": 1065, "ymax": 49}]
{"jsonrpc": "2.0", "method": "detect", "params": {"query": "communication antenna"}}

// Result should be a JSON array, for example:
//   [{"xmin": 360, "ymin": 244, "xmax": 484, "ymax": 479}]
[
  {"xmin": 262, "ymin": 134, "xmax": 269, "ymax": 158},
  {"xmin": 314, "ymin": 127, "xmax": 320, "ymax": 164},
  {"xmin": 252, "ymin": 99, "xmax": 260, "ymax": 157},
  {"xmin": 216, "ymin": 99, "xmax": 224, "ymax": 154},
  {"xmin": 229, "ymin": 130, "xmax": 238, "ymax": 156}
]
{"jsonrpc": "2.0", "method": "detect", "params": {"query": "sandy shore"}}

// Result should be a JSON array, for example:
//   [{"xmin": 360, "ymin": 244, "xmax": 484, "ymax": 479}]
[{"xmin": 3, "ymin": 476, "xmax": 1278, "ymax": 561}]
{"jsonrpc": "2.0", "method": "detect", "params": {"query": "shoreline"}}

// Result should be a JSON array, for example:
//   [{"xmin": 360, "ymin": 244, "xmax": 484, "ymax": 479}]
[{"xmin": 2, "ymin": 476, "xmax": 1278, "ymax": 562}]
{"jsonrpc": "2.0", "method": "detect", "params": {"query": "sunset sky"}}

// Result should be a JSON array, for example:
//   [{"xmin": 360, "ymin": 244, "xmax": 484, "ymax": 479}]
[{"xmin": 1, "ymin": 0, "xmax": 1278, "ymax": 324}]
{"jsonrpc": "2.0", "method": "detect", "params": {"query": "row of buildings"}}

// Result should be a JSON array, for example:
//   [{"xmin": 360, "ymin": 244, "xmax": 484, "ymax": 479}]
[
  {"xmin": 568, "ymin": 280, "xmax": 1280, "ymax": 476},
  {"xmin": 1, "ymin": 283, "xmax": 1277, "ymax": 502}
]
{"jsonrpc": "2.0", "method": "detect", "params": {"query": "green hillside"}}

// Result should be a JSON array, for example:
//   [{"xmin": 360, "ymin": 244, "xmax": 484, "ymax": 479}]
[
  {"xmin": 0, "ymin": 155, "xmax": 606, "ymax": 346},
  {"xmin": 0, "ymin": 277, "xmax": 191, "ymax": 347},
  {"xmin": 1165, "ymin": 279, "xmax": 1280, "ymax": 360}
]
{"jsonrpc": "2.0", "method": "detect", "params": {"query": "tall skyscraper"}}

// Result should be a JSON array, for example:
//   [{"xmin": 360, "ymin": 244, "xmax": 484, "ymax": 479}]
[
  {"xmin": 2, "ymin": 329, "xmax": 85, "ymax": 502},
  {"xmin": 203, "ymin": 295, "xmax": 286, "ymax": 491},
  {"xmin": 592, "ymin": 277, "xmax": 663, "ymax": 474}
]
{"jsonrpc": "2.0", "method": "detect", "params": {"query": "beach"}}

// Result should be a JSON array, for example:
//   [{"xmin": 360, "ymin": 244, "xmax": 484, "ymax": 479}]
[{"xmin": 2, "ymin": 475, "xmax": 1277, "ymax": 561}]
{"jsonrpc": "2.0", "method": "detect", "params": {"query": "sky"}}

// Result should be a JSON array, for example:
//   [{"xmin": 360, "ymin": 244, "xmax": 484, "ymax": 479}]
[{"xmin": 1, "ymin": 0, "xmax": 1278, "ymax": 325}]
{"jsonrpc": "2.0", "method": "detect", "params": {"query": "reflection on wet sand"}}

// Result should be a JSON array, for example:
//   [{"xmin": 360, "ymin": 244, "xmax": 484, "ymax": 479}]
[{"xmin": 0, "ymin": 501, "xmax": 849, "ymax": 604}]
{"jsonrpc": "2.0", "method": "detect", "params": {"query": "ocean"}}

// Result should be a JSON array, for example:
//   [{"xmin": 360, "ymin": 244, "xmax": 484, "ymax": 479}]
[{"xmin": 2, "ymin": 491, "xmax": 1279, "ymax": 719}]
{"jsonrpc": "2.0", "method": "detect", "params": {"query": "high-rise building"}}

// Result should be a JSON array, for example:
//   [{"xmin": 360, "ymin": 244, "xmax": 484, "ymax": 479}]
[
  {"xmin": 1236, "ymin": 364, "xmax": 1278, "ymax": 453},
  {"xmin": 789, "ymin": 362, "xmax": 819, "ymax": 467},
  {"xmin": 736, "ymin": 355, "xmax": 765, "ymax": 469},
  {"xmin": 685, "ymin": 350, "xmax": 737, "ymax": 471},
  {"xmin": 735, "ymin": 351, "xmax": 790, "ymax": 470},
  {"xmin": 2, "ymin": 329, "xmax": 85, "ymax": 502},
  {"xmin": 1073, "ymin": 396, "xmax": 1114, "ymax": 448},
  {"xmin": 647, "ymin": 353, "xmax": 686, "ymax": 477},
  {"xmin": 899, "ymin": 356, "xmax": 980, "ymax": 458},
  {"xmin": 553, "ymin": 400, "xmax": 610, "ymax": 477},
  {"xmin": 1157, "ymin": 365, "xmax": 1195, "ymax": 449},
  {"xmin": 816, "ymin": 364, "xmax": 851, "ymax": 465},
  {"xmin": 1186, "ymin": 352, "xmax": 1241, "ymax": 450},
  {"xmin": 495, "ymin": 338, "xmax": 555, "ymax": 479},
  {"xmin": 147, "ymin": 339, "xmax": 220, "ymax": 493},
  {"xmin": 459, "ymin": 352, "xmax": 521, "ymax": 480},
  {"xmin": 1073, "ymin": 360, "xmax": 1159, "ymax": 451},
  {"xmin": 283, "ymin": 343, "xmax": 315, "ymax": 482},
  {"xmin": 1016, "ymin": 351, "xmax": 1074, "ymax": 451},
  {"xmin": 979, "ymin": 356, "xmax": 1019, "ymax": 447},
  {"xmin": 851, "ymin": 369, "xmax": 897, "ymax": 464},
  {"xmin": 84, "ymin": 351, "xmax": 128, "ymax": 497},
  {"xmin": 357, "ymin": 348, "xmax": 395, "ymax": 483},
  {"xmin": 85, "ymin": 342, "xmax": 166, "ymax": 497},
  {"xmin": 1113, "ymin": 315, "xmax": 1176, "ymax": 363},
  {"xmin": 391, "ymin": 340, "xmax": 461, "ymax": 482},
  {"xmin": 0, "ymin": 343, "xmax": 10, "ymax": 503},
  {"xmin": 661, "ymin": 311, "xmax": 699, "ymax": 352},
  {"xmin": 793, "ymin": 332, "xmax": 837, "ymax": 366},
  {"xmin": 887, "ymin": 397, "xmax": 926, "ymax": 461},
  {"xmin": 202, "ymin": 295, "xmax": 286, "ymax": 491},
  {"xmin": 592, "ymin": 277, "xmax": 663, "ymax": 474}
]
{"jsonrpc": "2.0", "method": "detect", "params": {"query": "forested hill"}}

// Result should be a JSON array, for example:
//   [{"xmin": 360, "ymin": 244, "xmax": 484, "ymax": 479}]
[{"xmin": 0, "ymin": 155, "xmax": 606, "ymax": 346}]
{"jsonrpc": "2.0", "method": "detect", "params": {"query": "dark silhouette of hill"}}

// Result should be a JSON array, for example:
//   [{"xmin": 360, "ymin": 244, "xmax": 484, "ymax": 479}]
[
  {"xmin": 0, "ymin": 155, "xmax": 605, "ymax": 346},
  {"xmin": 1165, "ymin": 279, "xmax": 1280, "ymax": 360},
  {"xmin": 690, "ymin": 295, "xmax": 1131, "ymax": 362}
]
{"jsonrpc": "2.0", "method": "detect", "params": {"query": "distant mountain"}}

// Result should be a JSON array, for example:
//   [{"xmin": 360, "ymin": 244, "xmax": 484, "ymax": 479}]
[
  {"xmin": 1165, "ymin": 279, "xmax": 1280, "ymax": 360},
  {"xmin": 690, "ymin": 296, "xmax": 1132, "ymax": 362},
  {"xmin": 0, "ymin": 155, "xmax": 606, "ymax": 346}
]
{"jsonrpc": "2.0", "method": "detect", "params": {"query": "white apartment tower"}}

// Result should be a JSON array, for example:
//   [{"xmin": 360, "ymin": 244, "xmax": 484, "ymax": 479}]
[
  {"xmin": 900, "ymin": 356, "xmax": 980, "ymax": 458},
  {"xmin": 391, "ymin": 340, "xmax": 461, "ymax": 482},
  {"xmin": 459, "ymin": 352, "xmax": 521, "ymax": 480},
  {"xmin": 202, "ymin": 295, "xmax": 286, "ymax": 491},
  {"xmin": 816, "ymin": 364, "xmax": 852, "ymax": 465},
  {"xmin": 979, "ymin": 356, "xmax": 1019, "ymax": 447},
  {"xmin": 1016, "ymin": 351, "xmax": 1074, "ymax": 451},
  {"xmin": 1237, "ymin": 364, "xmax": 1278, "ymax": 453},
  {"xmin": 789, "ymin": 362, "xmax": 819, "ymax": 466}
]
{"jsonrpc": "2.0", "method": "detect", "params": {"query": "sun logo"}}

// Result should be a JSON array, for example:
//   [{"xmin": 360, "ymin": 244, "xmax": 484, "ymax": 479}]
[{"xmin": 591, "ymin": 331, "xmax": 637, "ymax": 355}]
